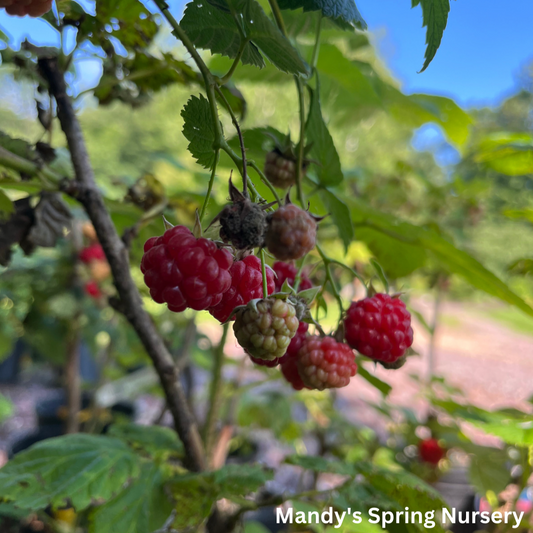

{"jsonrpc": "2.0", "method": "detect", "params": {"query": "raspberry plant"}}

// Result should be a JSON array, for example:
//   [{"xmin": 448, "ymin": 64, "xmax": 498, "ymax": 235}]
[{"xmin": 1, "ymin": 0, "xmax": 533, "ymax": 532}]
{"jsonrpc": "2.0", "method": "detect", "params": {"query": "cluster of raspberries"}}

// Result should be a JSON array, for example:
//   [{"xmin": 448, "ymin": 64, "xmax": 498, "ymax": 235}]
[{"xmin": 142, "ymin": 224, "xmax": 413, "ymax": 391}]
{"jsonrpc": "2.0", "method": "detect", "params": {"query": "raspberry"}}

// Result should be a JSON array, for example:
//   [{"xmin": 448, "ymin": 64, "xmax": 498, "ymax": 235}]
[
  {"xmin": 89, "ymin": 260, "xmax": 111, "ymax": 282},
  {"xmin": 209, "ymin": 255, "xmax": 275, "ymax": 323},
  {"xmin": 252, "ymin": 320, "xmax": 308, "ymax": 369},
  {"xmin": 234, "ymin": 298, "xmax": 299, "ymax": 361},
  {"xmin": 419, "ymin": 438, "xmax": 445, "ymax": 465},
  {"xmin": 273, "ymin": 261, "xmax": 312, "ymax": 292},
  {"xmin": 344, "ymin": 293, "xmax": 413, "ymax": 364},
  {"xmin": 141, "ymin": 225, "xmax": 233, "ymax": 312},
  {"xmin": 79, "ymin": 244, "xmax": 105, "ymax": 264},
  {"xmin": 265, "ymin": 204, "xmax": 317, "ymax": 261},
  {"xmin": 297, "ymin": 336, "xmax": 357, "ymax": 390},
  {"xmin": 84, "ymin": 280, "xmax": 101, "ymax": 299},
  {"xmin": 1, "ymin": 0, "xmax": 52, "ymax": 16},
  {"xmin": 215, "ymin": 180, "xmax": 267, "ymax": 250},
  {"xmin": 281, "ymin": 356, "xmax": 308, "ymax": 390},
  {"xmin": 264, "ymin": 150, "xmax": 309, "ymax": 189}
]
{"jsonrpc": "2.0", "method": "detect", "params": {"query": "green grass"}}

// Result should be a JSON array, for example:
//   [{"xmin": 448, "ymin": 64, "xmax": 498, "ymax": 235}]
[{"xmin": 484, "ymin": 307, "xmax": 533, "ymax": 336}]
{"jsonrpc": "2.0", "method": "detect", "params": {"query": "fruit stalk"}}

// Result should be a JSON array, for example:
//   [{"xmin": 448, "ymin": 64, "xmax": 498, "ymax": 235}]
[
  {"xmin": 260, "ymin": 249, "xmax": 268, "ymax": 299},
  {"xmin": 39, "ymin": 56, "xmax": 207, "ymax": 472}
]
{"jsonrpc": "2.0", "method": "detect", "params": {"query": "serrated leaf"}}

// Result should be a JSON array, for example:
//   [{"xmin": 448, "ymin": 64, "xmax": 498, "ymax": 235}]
[
  {"xmin": 230, "ymin": 0, "xmax": 310, "ymax": 76},
  {"xmin": 306, "ymin": 86, "xmax": 344, "ymax": 187},
  {"xmin": 108, "ymin": 423, "xmax": 183, "ymax": 457},
  {"xmin": 277, "ymin": 0, "xmax": 367, "ymax": 30},
  {"xmin": 0, "ymin": 434, "xmax": 140, "ymax": 511},
  {"xmin": 181, "ymin": 95, "xmax": 220, "ymax": 170},
  {"xmin": 297, "ymin": 286, "xmax": 321, "ymax": 305},
  {"xmin": 89, "ymin": 462, "xmax": 173, "ymax": 533},
  {"xmin": 170, "ymin": 464, "xmax": 273, "ymax": 529},
  {"xmin": 320, "ymin": 189, "xmax": 353, "ymax": 251},
  {"xmin": 181, "ymin": 0, "xmax": 265, "ymax": 68},
  {"xmin": 412, "ymin": 0, "xmax": 450, "ymax": 72}
]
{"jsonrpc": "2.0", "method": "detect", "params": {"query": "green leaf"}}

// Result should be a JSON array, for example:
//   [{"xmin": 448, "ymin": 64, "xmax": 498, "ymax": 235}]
[
  {"xmin": 230, "ymin": 0, "xmax": 310, "ymax": 76},
  {"xmin": 357, "ymin": 365, "xmax": 392, "ymax": 397},
  {"xmin": 350, "ymin": 199, "xmax": 533, "ymax": 318},
  {"xmin": 0, "ymin": 434, "xmax": 140, "ymax": 511},
  {"xmin": 320, "ymin": 188, "xmax": 353, "ymax": 251},
  {"xmin": 412, "ymin": 0, "xmax": 451, "ymax": 72},
  {"xmin": 108, "ymin": 423, "xmax": 183, "ymax": 457},
  {"xmin": 0, "ymin": 394, "xmax": 13, "ymax": 424},
  {"xmin": 89, "ymin": 462, "xmax": 173, "ymax": 533},
  {"xmin": 181, "ymin": 94, "xmax": 220, "ymax": 170},
  {"xmin": 0, "ymin": 190, "xmax": 14, "ymax": 217},
  {"xmin": 467, "ymin": 446, "xmax": 510, "ymax": 496},
  {"xmin": 277, "ymin": 0, "xmax": 367, "ymax": 30},
  {"xmin": 170, "ymin": 464, "xmax": 273, "ymax": 529},
  {"xmin": 306, "ymin": 86, "xmax": 344, "ymax": 187},
  {"xmin": 285, "ymin": 455, "xmax": 357, "ymax": 476},
  {"xmin": 181, "ymin": 0, "xmax": 264, "ymax": 68},
  {"xmin": 475, "ymin": 133, "xmax": 533, "ymax": 176}
]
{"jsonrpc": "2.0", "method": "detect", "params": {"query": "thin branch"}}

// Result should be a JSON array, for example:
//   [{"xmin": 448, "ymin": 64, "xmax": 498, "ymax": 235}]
[
  {"xmin": 218, "ymin": 38, "xmax": 248, "ymax": 86},
  {"xmin": 38, "ymin": 56, "xmax": 206, "ymax": 472},
  {"xmin": 294, "ymin": 77, "xmax": 307, "ymax": 208},
  {"xmin": 199, "ymin": 150, "xmax": 219, "ymax": 222},
  {"xmin": 203, "ymin": 323, "xmax": 230, "ymax": 462}
]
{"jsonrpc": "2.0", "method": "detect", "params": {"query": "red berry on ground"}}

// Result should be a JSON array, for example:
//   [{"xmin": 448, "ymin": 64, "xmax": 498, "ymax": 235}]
[
  {"xmin": 272, "ymin": 261, "xmax": 312, "ymax": 292},
  {"xmin": 141, "ymin": 225, "xmax": 233, "ymax": 313},
  {"xmin": 79, "ymin": 244, "xmax": 106, "ymax": 264},
  {"xmin": 297, "ymin": 336, "xmax": 357, "ymax": 391},
  {"xmin": 84, "ymin": 281, "xmax": 101, "ymax": 299},
  {"xmin": 419, "ymin": 438, "xmax": 445, "ymax": 465},
  {"xmin": 265, "ymin": 204, "xmax": 317, "ymax": 261},
  {"xmin": 344, "ymin": 293, "xmax": 413, "ymax": 364},
  {"xmin": 209, "ymin": 255, "xmax": 275, "ymax": 323}
]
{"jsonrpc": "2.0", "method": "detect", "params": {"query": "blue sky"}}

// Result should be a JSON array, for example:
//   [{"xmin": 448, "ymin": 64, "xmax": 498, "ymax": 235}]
[{"xmin": 1, "ymin": 0, "xmax": 532, "ymax": 108}]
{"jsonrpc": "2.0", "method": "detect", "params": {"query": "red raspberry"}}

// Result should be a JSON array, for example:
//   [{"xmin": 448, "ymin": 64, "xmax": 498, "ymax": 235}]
[
  {"xmin": 141, "ymin": 225, "xmax": 233, "ymax": 312},
  {"xmin": 1, "ymin": 0, "xmax": 52, "ymax": 16},
  {"xmin": 272, "ymin": 261, "xmax": 312, "ymax": 292},
  {"xmin": 344, "ymin": 293, "xmax": 413, "ymax": 364},
  {"xmin": 84, "ymin": 280, "xmax": 101, "ymax": 299},
  {"xmin": 281, "ymin": 356, "xmax": 308, "ymax": 390},
  {"xmin": 419, "ymin": 438, "xmax": 445, "ymax": 465},
  {"xmin": 79, "ymin": 244, "xmax": 105, "ymax": 264},
  {"xmin": 209, "ymin": 255, "xmax": 275, "ymax": 323},
  {"xmin": 297, "ymin": 336, "xmax": 357, "ymax": 390},
  {"xmin": 265, "ymin": 205, "xmax": 317, "ymax": 261}
]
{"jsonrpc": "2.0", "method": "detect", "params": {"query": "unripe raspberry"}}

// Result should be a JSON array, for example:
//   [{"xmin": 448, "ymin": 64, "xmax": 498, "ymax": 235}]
[
  {"xmin": 252, "ymin": 320, "xmax": 308, "ymax": 369},
  {"xmin": 1, "ymin": 0, "xmax": 52, "ymax": 16},
  {"xmin": 82, "ymin": 222, "xmax": 97, "ymax": 242},
  {"xmin": 79, "ymin": 244, "xmax": 105, "ymax": 264},
  {"xmin": 344, "ymin": 293, "xmax": 413, "ymax": 364},
  {"xmin": 272, "ymin": 261, "xmax": 312, "ymax": 292},
  {"xmin": 419, "ymin": 438, "xmax": 445, "ymax": 465},
  {"xmin": 141, "ymin": 225, "xmax": 233, "ymax": 312},
  {"xmin": 297, "ymin": 336, "xmax": 357, "ymax": 390},
  {"xmin": 89, "ymin": 260, "xmax": 111, "ymax": 282},
  {"xmin": 264, "ymin": 150, "xmax": 307, "ymax": 189},
  {"xmin": 265, "ymin": 205, "xmax": 317, "ymax": 261},
  {"xmin": 234, "ymin": 298, "xmax": 299, "ymax": 361},
  {"xmin": 209, "ymin": 255, "xmax": 275, "ymax": 323}
]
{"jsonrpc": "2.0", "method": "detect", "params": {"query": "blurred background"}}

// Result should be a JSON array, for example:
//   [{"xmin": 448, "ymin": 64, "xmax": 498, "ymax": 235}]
[{"xmin": 0, "ymin": 0, "xmax": 533, "ymax": 530}]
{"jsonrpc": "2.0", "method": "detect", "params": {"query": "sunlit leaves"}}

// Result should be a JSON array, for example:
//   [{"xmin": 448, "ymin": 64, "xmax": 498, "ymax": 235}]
[
  {"xmin": 412, "ymin": 0, "xmax": 451, "ymax": 72},
  {"xmin": 474, "ymin": 133, "xmax": 533, "ymax": 176},
  {"xmin": 181, "ymin": 0, "xmax": 309, "ymax": 76},
  {"xmin": 277, "ymin": 0, "xmax": 367, "ymax": 31},
  {"xmin": 181, "ymin": 95, "xmax": 220, "ymax": 170},
  {"xmin": 181, "ymin": 0, "xmax": 265, "ymax": 68}
]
